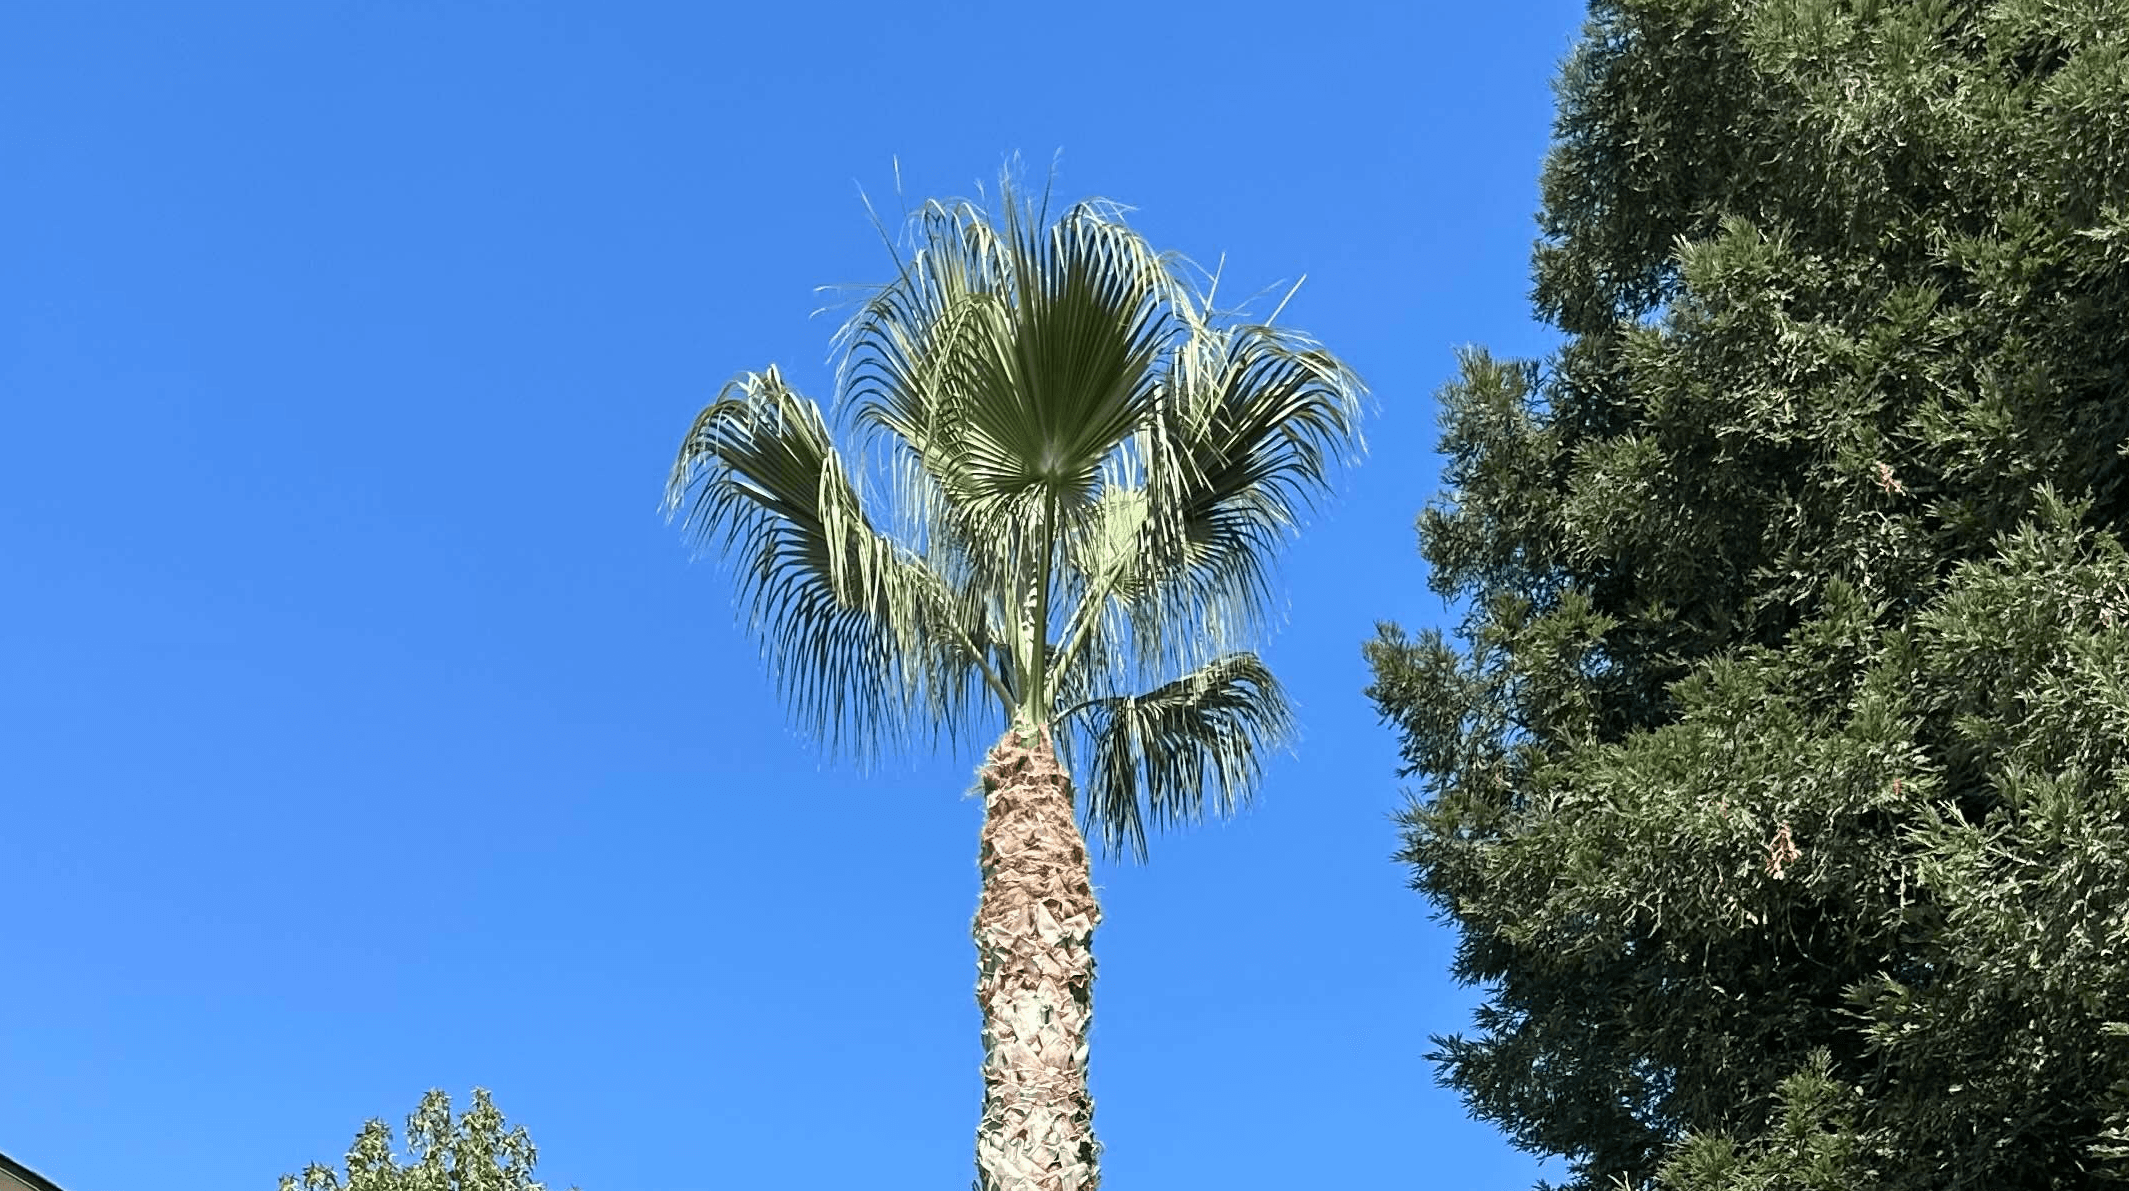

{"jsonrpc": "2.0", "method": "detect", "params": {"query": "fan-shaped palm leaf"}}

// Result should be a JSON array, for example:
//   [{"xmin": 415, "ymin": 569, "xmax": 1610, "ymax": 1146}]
[
  {"xmin": 665, "ymin": 365, "xmax": 1006, "ymax": 756},
  {"xmin": 1069, "ymin": 651, "xmax": 1295, "ymax": 862}
]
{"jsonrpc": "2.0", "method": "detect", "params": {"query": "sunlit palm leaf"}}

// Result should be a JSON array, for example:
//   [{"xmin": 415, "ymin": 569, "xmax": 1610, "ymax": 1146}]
[
  {"xmin": 665, "ymin": 366, "xmax": 1001, "ymax": 755},
  {"xmin": 845, "ymin": 194, "xmax": 1186, "ymax": 521},
  {"xmin": 1156, "ymin": 322, "xmax": 1366, "ymax": 617},
  {"xmin": 1069, "ymin": 652, "xmax": 1295, "ymax": 861},
  {"xmin": 1053, "ymin": 322, "xmax": 1365, "ymax": 697}
]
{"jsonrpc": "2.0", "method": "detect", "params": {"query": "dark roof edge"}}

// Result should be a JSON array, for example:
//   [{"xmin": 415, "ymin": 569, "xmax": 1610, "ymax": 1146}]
[{"xmin": 0, "ymin": 1152, "xmax": 66, "ymax": 1191}]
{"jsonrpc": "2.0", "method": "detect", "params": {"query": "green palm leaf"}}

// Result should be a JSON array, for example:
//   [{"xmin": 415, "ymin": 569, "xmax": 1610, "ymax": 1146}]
[
  {"xmin": 1068, "ymin": 651, "xmax": 1295, "ymax": 861},
  {"xmin": 1052, "ymin": 320, "xmax": 1366, "ymax": 702},
  {"xmin": 846, "ymin": 195, "xmax": 1184, "ymax": 519},
  {"xmin": 665, "ymin": 366, "xmax": 1004, "ymax": 756}
]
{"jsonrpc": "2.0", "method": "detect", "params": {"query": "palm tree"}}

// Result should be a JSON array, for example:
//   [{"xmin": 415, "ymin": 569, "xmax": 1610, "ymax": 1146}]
[{"xmin": 666, "ymin": 173, "xmax": 1364, "ymax": 1191}]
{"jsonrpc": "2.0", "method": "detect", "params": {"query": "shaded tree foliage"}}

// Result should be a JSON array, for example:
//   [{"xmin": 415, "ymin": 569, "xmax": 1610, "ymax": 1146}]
[
  {"xmin": 1366, "ymin": 1, "xmax": 2129, "ymax": 1187},
  {"xmin": 279, "ymin": 1089, "xmax": 573, "ymax": 1191}
]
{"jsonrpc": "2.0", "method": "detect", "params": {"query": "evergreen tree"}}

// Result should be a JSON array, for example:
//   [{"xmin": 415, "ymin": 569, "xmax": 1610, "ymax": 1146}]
[{"xmin": 1365, "ymin": 1, "xmax": 2129, "ymax": 1187}]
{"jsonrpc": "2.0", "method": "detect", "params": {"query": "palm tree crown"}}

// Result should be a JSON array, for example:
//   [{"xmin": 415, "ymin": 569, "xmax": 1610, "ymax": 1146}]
[{"xmin": 667, "ymin": 176, "xmax": 1364, "ymax": 858}]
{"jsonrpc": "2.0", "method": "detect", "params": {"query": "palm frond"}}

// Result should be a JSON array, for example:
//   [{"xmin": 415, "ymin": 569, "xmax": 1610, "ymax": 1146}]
[
  {"xmin": 1049, "ymin": 321, "xmax": 1367, "ymax": 699},
  {"xmin": 665, "ymin": 366, "xmax": 1007, "ymax": 757},
  {"xmin": 1155, "ymin": 321, "xmax": 1367, "ymax": 620},
  {"xmin": 841, "ymin": 185, "xmax": 1190, "ymax": 523},
  {"xmin": 1067, "ymin": 652, "xmax": 1295, "ymax": 861}
]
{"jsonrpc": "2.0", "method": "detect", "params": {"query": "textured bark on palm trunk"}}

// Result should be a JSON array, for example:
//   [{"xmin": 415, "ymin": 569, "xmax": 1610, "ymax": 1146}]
[{"xmin": 973, "ymin": 727, "xmax": 1101, "ymax": 1191}]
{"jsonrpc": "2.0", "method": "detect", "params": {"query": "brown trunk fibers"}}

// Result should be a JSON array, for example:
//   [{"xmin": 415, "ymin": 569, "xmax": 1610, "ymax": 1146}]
[{"xmin": 973, "ymin": 727, "xmax": 1101, "ymax": 1191}]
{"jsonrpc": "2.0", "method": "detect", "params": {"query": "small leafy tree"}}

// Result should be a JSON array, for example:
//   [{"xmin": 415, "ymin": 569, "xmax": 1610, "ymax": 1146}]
[{"xmin": 279, "ymin": 1089, "xmax": 572, "ymax": 1191}]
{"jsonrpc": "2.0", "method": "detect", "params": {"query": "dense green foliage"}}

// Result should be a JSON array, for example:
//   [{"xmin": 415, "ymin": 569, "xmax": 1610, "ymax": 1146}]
[
  {"xmin": 278, "ymin": 1090, "xmax": 571, "ymax": 1191},
  {"xmin": 1365, "ymin": 1, "xmax": 2129, "ymax": 1187}
]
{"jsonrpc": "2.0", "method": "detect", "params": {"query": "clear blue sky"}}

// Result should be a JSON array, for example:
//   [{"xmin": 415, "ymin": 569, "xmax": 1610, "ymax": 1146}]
[{"xmin": 2, "ymin": 3, "xmax": 1584, "ymax": 1187}]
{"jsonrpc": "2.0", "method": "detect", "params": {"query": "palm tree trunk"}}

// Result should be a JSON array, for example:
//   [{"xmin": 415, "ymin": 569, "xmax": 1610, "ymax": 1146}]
[{"xmin": 973, "ymin": 726, "xmax": 1101, "ymax": 1191}]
